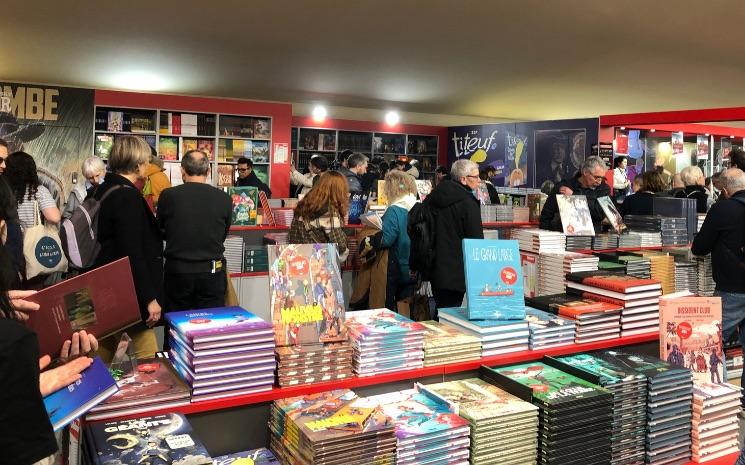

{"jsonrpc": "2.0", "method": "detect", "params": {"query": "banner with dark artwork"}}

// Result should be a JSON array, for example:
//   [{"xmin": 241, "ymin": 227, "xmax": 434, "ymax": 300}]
[
  {"xmin": 0, "ymin": 82, "xmax": 94, "ymax": 206},
  {"xmin": 532, "ymin": 128, "xmax": 586, "ymax": 189}
]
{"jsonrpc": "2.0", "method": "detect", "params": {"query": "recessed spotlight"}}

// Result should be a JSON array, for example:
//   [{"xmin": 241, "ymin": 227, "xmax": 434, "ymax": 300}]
[
  {"xmin": 620, "ymin": 127, "xmax": 626, "ymax": 130},
  {"xmin": 650, "ymin": 129, "xmax": 656, "ymax": 133},
  {"xmin": 705, "ymin": 133, "xmax": 710, "ymax": 137},
  {"xmin": 312, "ymin": 105, "xmax": 327, "ymax": 122},
  {"xmin": 731, "ymin": 135, "xmax": 735, "ymax": 139},
  {"xmin": 385, "ymin": 111, "xmax": 400, "ymax": 126}
]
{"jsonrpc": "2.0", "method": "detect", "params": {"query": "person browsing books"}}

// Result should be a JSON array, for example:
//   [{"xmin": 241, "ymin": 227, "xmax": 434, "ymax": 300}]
[
  {"xmin": 692, "ymin": 167, "xmax": 745, "ymax": 399},
  {"xmin": 618, "ymin": 170, "xmax": 666, "ymax": 217},
  {"xmin": 157, "ymin": 150, "xmax": 232, "ymax": 312},
  {"xmin": 235, "ymin": 157, "xmax": 271, "ymax": 197},
  {"xmin": 62, "ymin": 156, "xmax": 106, "ymax": 220},
  {"xmin": 539, "ymin": 156, "xmax": 611, "ymax": 233},
  {"xmin": 339, "ymin": 153, "xmax": 368, "ymax": 193},
  {"xmin": 675, "ymin": 165, "xmax": 710, "ymax": 213}
]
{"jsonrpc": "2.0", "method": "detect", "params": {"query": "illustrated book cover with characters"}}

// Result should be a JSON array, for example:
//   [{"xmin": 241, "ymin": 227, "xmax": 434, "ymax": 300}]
[
  {"xmin": 228, "ymin": 186, "xmax": 258, "ymax": 226},
  {"xmin": 556, "ymin": 194, "xmax": 595, "ymax": 236}
]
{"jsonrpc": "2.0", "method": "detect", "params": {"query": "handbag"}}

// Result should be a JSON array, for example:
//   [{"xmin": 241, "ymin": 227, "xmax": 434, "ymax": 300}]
[
  {"xmin": 23, "ymin": 199, "xmax": 68, "ymax": 279},
  {"xmin": 409, "ymin": 280, "xmax": 436, "ymax": 322}
]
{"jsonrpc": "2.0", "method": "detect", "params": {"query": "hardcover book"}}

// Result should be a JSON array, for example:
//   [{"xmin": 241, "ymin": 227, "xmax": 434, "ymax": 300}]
[
  {"xmin": 254, "ymin": 118, "xmax": 271, "ymax": 139},
  {"xmin": 25, "ymin": 258, "xmax": 141, "ymax": 357},
  {"xmin": 87, "ymin": 413, "xmax": 212, "ymax": 464},
  {"xmin": 43, "ymin": 356, "xmax": 118, "ymax": 431},
  {"xmin": 166, "ymin": 306, "xmax": 273, "ymax": 343},
  {"xmin": 197, "ymin": 139, "xmax": 214, "ymax": 160},
  {"xmin": 659, "ymin": 296, "xmax": 724, "ymax": 384},
  {"xmin": 348, "ymin": 192, "xmax": 369, "ymax": 224},
  {"xmin": 94, "ymin": 134, "xmax": 114, "ymax": 159},
  {"xmin": 346, "ymin": 308, "xmax": 425, "ymax": 340},
  {"xmin": 597, "ymin": 196, "xmax": 625, "ymax": 234},
  {"xmin": 217, "ymin": 164, "xmax": 234, "ymax": 187},
  {"xmin": 159, "ymin": 137, "xmax": 179, "ymax": 161},
  {"xmin": 463, "ymin": 239, "xmax": 525, "ymax": 320},
  {"xmin": 252, "ymin": 141, "xmax": 270, "ymax": 162},
  {"xmin": 566, "ymin": 271, "xmax": 661, "ymax": 293},
  {"xmin": 228, "ymin": 186, "xmax": 258, "ymax": 225},
  {"xmin": 268, "ymin": 243, "xmax": 348, "ymax": 346},
  {"xmin": 212, "ymin": 448, "xmax": 279, "ymax": 465},
  {"xmin": 438, "ymin": 307, "xmax": 528, "ymax": 334},
  {"xmin": 107, "ymin": 111, "xmax": 123, "ymax": 132},
  {"xmin": 556, "ymin": 194, "xmax": 595, "ymax": 236}
]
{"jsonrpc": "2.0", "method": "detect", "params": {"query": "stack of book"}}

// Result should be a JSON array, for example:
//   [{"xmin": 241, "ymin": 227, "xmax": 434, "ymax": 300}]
[
  {"xmin": 595, "ymin": 252, "xmax": 652, "ymax": 279},
  {"xmin": 483, "ymin": 229, "xmax": 499, "ymax": 240},
  {"xmin": 624, "ymin": 214, "xmax": 660, "ymax": 231},
  {"xmin": 419, "ymin": 320, "xmax": 481, "ymax": 366},
  {"xmin": 86, "ymin": 357, "xmax": 190, "ymax": 420},
  {"xmin": 565, "ymin": 235, "xmax": 593, "ymax": 251},
  {"xmin": 592, "ymin": 233, "xmax": 619, "ymax": 250},
  {"xmin": 513, "ymin": 206, "xmax": 530, "ymax": 222},
  {"xmin": 223, "ymin": 235, "xmax": 244, "ymax": 274},
  {"xmin": 691, "ymin": 383, "xmax": 742, "ymax": 462},
  {"xmin": 605, "ymin": 351, "xmax": 693, "ymax": 464},
  {"xmin": 346, "ymin": 309, "xmax": 425, "ymax": 376},
  {"xmin": 564, "ymin": 271, "xmax": 662, "ymax": 336},
  {"xmin": 538, "ymin": 251, "xmax": 599, "ymax": 296},
  {"xmin": 480, "ymin": 204, "xmax": 497, "ymax": 222},
  {"xmin": 627, "ymin": 230, "xmax": 663, "ymax": 247},
  {"xmin": 438, "ymin": 307, "xmax": 529, "ymax": 356},
  {"xmin": 552, "ymin": 353, "xmax": 648, "ymax": 465},
  {"xmin": 269, "ymin": 389, "xmax": 397, "ymax": 465},
  {"xmin": 618, "ymin": 232, "xmax": 643, "ymax": 248},
  {"xmin": 273, "ymin": 208, "xmax": 294, "ymax": 226},
  {"xmin": 212, "ymin": 448, "xmax": 279, "ymax": 465},
  {"xmin": 524, "ymin": 307, "xmax": 576, "ymax": 349},
  {"xmin": 725, "ymin": 343, "xmax": 743, "ymax": 382},
  {"xmin": 275, "ymin": 342, "xmax": 354, "ymax": 386},
  {"xmin": 368, "ymin": 388, "xmax": 472, "ymax": 465},
  {"xmin": 421, "ymin": 378, "xmax": 539, "ymax": 465},
  {"xmin": 243, "ymin": 246, "xmax": 269, "ymax": 272},
  {"xmin": 521, "ymin": 251, "xmax": 539, "ymax": 298},
  {"xmin": 485, "ymin": 362, "xmax": 613, "ymax": 465},
  {"xmin": 514, "ymin": 228, "xmax": 566, "ymax": 253},
  {"xmin": 84, "ymin": 413, "xmax": 213, "ymax": 465},
  {"xmin": 496, "ymin": 205, "xmax": 514, "ymax": 222},
  {"xmin": 695, "ymin": 255, "xmax": 715, "ymax": 296},
  {"xmin": 166, "ymin": 307, "xmax": 276, "ymax": 402},
  {"xmin": 635, "ymin": 251, "xmax": 675, "ymax": 294},
  {"xmin": 673, "ymin": 259, "xmax": 697, "ymax": 293},
  {"xmin": 659, "ymin": 217, "xmax": 688, "ymax": 247},
  {"xmin": 527, "ymin": 293, "xmax": 622, "ymax": 343}
]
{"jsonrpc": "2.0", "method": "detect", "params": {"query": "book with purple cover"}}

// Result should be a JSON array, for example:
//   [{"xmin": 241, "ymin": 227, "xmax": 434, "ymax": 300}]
[{"xmin": 165, "ymin": 306, "xmax": 273, "ymax": 343}]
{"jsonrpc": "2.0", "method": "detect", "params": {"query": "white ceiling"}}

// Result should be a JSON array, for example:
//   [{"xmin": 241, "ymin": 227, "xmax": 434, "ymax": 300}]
[{"xmin": 3, "ymin": 0, "xmax": 745, "ymax": 123}]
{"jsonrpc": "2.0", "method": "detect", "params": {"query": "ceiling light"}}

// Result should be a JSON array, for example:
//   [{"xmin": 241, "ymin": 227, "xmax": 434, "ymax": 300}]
[
  {"xmin": 110, "ymin": 71, "xmax": 167, "ymax": 91},
  {"xmin": 731, "ymin": 135, "xmax": 735, "ymax": 139},
  {"xmin": 649, "ymin": 129, "xmax": 656, "ymax": 133},
  {"xmin": 385, "ymin": 111, "xmax": 400, "ymax": 127},
  {"xmin": 311, "ymin": 105, "xmax": 327, "ymax": 122},
  {"xmin": 705, "ymin": 133, "xmax": 710, "ymax": 136},
  {"xmin": 620, "ymin": 127, "xmax": 626, "ymax": 130}
]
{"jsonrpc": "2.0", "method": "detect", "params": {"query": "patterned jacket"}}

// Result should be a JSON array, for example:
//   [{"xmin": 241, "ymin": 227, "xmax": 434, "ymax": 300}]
[{"xmin": 288, "ymin": 210, "xmax": 349, "ymax": 261}]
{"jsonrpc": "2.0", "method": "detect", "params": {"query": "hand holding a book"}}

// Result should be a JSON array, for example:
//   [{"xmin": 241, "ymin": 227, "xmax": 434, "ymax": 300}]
[
  {"xmin": 559, "ymin": 186, "xmax": 574, "ymax": 197},
  {"xmin": 38, "ymin": 354, "xmax": 92, "ymax": 397},
  {"xmin": 8, "ymin": 289, "xmax": 40, "ymax": 320},
  {"xmin": 60, "ymin": 330, "xmax": 99, "ymax": 360}
]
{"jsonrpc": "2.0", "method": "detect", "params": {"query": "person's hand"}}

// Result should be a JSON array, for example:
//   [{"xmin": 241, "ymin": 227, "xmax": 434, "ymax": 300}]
[
  {"xmin": 60, "ymin": 330, "xmax": 99, "ymax": 360},
  {"xmin": 559, "ymin": 186, "xmax": 574, "ymax": 196},
  {"xmin": 38, "ymin": 355, "xmax": 93, "ymax": 397},
  {"xmin": 146, "ymin": 299, "xmax": 162, "ymax": 327},
  {"xmin": 8, "ymin": 290, "xmax": 40, "ymax": 321}
]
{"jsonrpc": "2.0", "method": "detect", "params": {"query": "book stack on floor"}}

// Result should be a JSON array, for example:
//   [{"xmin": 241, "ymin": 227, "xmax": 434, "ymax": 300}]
[
  {"xmin": 565, "ymin": 235, "xmax": 593, "ymax": 251},
  {"xmin": 525, "ymin": 307, "xmax": 575, "ymax": 349},
  {"xmin": 552, "ymin": 353, "xmax": 648, "ymax": 465},
  {"xmin": 212, "ymin": 448, "xmax": 280, "ymax": 465},
  {"xmin": 84, "ymin": 413, "xmax": 212, "ymax": 465},
  {"xmin": 618, "ymin": 232, "xmax": 642, "ymax": 249},
  {"xmin": 565, "ymin": 271, "xmax": 662, "ymax": 336},
  {"xmin": 166, "ymin": 307, "xmax": 276, "ymax": 402},
  {"xmin": 269, "ymin": 389, "xmax": 397, "ymax": 465},
  {"xmin": 604, "ymin": 351, "xmax": 693, "ymax": 464},
  {"xmin": 419, "ymin": 320, "xmax": 481, "ymax": 366},
  {"xmin": 439, "ymin": 307, "xmax": 529, "ymax": 356},
  {"xmin": 514, "ymin": 228, "xmax": 566, "ymax": 253},
  {"xmin": 592, "ymin": 233, "xmax": 619, "ymax": 250},
  {"xmin": 695, "ymin": 255, "xmax": 715, "ymax": 296},
  {"xmin": 86, "ymin": 357, "xmax": 190, "ymax": 420},
  {"xmin": 368, "ymin": 388, "xmax": 472, "ymax": 465},
  {"xmin": 269, "ymin": 243, "xmax": 353, "ymax": 386},
  {"xmin": 538, "ymin": 251, "xmax": 599, "ymax": 296},
  {"xmin": 224, "ymin": 235, "xmax": 244, "ymax": 273},
  {"xmin": 527, "ymin": 293, "xmax": 622, "ymax": 343},
  {"xmin": 485, "ymin": 362, "xmax": 614, "ymax": 465},
  {"xmin": 634, "ymin": 251, "xmax": 675, "ymax": 295},
  {"xmin": 243, "ymin": 245, "xmax": 269, "ymax": 272},
  {"xmin": 346, "ymin": 309, "xmax": 425, "ymax": 376},
  {"xmin": 691, "ymin": 383, "xmax": 742, "ymax": 462},
  {"xmin": 421, "ymin": 378, "xmax": 539, "ymax": 465}
]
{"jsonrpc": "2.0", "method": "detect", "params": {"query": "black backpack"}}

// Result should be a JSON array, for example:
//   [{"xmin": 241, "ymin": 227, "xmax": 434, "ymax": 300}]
[{"xmin": 407, "ymin": 202, "xmax": 437, "ymax": 281}]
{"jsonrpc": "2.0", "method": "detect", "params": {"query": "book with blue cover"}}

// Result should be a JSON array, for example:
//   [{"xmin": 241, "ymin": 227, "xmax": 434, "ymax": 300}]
[
  {"xmin": 212, "ymin": 448, "xmax": 279, "ymax": 465},
  {"xmin": 43, "ymin": 356, "xmax": 118, "ymax": 431},
  {"xmin": 348, "ymin": 192, "xmax": 370, "ymax": 224},
  {"xmin": 346, "ymin": 308, "xmax": 425, "ymax": 340},
  {"xmin": 462, "ymin": 239, "xmax": 525, "ymax": 320},
  {"xmin": 165, "ymin": 306, "xmax": 273, "ymax": 344},
  {"xmin": 438, "ymin": 307, "xmax": 528, "ymax": 334}
]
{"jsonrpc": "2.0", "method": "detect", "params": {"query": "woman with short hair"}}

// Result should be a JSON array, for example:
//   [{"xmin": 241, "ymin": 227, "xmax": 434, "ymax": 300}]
[{"xmin": 62, "ymin": 156, "xmax": 106, "ymax": 219}]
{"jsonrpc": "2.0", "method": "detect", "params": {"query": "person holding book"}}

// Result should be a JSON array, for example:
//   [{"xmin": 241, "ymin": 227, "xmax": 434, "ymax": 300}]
[
  {"xmin": 619, "ymin": 171, "xmax": 666, "ymax": 217},
  {"xmin": 158, "ymin": 150, "xmax": 232, "ymax": 313},
  {"xmin": 91, "ymin": 135, "xmax": 163, "ymax": 360},
  {"xmin": 235, "ymin": 157, "xmax": 271, "ymax": 198},
  {"xmin": 538, "ymin": 156, "xmax": 611, "ymax": 233},
  {"xmin": 288, "ymin": 171, "xmax": 349, "ymax": 261}
]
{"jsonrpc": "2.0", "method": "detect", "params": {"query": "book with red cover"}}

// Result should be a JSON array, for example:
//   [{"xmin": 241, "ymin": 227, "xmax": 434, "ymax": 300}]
[
  {"xmin": 25, "ymin": 257, "xmax": 141, "ymax": 357},
  {"xmin": 552, "ymin": 299, "xmax": 622, "ymax": 320},
  {"xmin": 566, "ymin": 271, "xmax": 661, "ymax": 293}
]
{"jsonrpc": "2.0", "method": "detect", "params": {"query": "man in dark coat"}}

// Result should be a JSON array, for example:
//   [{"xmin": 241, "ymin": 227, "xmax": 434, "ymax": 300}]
[
  {"xmin": 235, "ymin": 157, "xmax": 271, "ymax": 197},
  {"xmin": 539, "ymin": 155, "xmax": 611, "ymax": 233},
  {"xmin": 425, "ymin": 159, "xmax": 484, "ymax": 310}
]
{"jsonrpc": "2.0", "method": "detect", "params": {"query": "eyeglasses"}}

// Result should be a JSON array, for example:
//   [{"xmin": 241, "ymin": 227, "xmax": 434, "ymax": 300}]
[
  {"xmin": 466, "ymin": 175, "xmax": 480, "ymax": 180},
  {"xmin": 236, "ymin": 168, "xmax": 249, "ymax": 172}
]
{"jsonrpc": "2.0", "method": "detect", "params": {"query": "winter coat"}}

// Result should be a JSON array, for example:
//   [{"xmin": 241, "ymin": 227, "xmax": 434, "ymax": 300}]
[
  {"xmin": 143, "ymin": 162, "xmax": 171, "ymax": 205},
  {"xmin": 288, "ymin": 209, "xmax": 349, "ymax": 261},
  {"xmin": 381, "ymin": 194, "xmax": 417, "ymax": 285},
  {"xmin": 539, "ymin": 173, "xmax": 611, "ymax": 233},
  {"xmin": 339, "ymin": 167, "xmax": 363, "ymax": 193}
]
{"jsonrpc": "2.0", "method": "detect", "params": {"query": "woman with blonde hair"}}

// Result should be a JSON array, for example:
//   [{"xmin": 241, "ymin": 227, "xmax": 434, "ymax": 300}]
[
  {"xmin": 288, "ymin": 171, "xmax": 349, "ymax": 261},
  {"xmin": 381, "ymin": 170, "xmax": 418, "ymax": 310}
]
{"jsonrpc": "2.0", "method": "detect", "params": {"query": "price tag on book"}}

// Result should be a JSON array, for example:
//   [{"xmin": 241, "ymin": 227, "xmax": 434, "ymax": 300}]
[{"xmin": 166, "ymin": 434, "xmax": 196, "ymax": 449}]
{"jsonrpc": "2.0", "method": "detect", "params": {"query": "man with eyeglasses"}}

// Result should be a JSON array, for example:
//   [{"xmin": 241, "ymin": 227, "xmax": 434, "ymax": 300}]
[
  {"xmin": 539, "ymin": 155, "xmax": 611, "ymax": 233},
  {"xmin": 235, "ymin": 157, "xmax": 271, "ymax": 197}
]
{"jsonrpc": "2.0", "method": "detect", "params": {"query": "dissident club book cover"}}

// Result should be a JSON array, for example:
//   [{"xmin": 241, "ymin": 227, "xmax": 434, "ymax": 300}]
[{"xmin": 463, "ymin": 239, "xmax": 525, "ymax": 320}]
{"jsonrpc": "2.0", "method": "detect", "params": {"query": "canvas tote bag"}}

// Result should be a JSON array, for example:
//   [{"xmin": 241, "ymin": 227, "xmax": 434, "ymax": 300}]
[{"xmin": 23, "ymin": 199, "xmax": 68, "ymax": 279}]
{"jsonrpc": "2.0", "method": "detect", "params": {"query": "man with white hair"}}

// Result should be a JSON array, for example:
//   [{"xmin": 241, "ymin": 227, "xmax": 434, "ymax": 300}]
[
  {"xmin": 692, "ymin": 167, "xmax": 745, "ymax": 397},
  {"xmin": 539, "ymin": 156, "xmax": 611, "ymax": 233},
  {"xmin": 62, "ymin": 156, "xmax": 106, "ymax": 219},
  {"xmin": 423, "ymin": 158, "xmax": 483, "ymax": 310},
  {"xmin": 675, "ymin": 165, "xmax": 709, "ymax": 213}
]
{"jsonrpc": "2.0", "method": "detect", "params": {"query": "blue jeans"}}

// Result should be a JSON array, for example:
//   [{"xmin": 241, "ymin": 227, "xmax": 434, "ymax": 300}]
[{"xmin": 715, "ymin": 290, "xmax": 745, "ymax": 403}]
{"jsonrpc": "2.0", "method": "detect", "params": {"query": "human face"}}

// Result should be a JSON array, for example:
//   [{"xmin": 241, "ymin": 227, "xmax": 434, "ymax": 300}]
[
  {"xmin": 582, "ymin": 165, "xmax": 606, "ymax": 188},
  {"xmin": 86, "ymin": 169, "xmax": 104, "ymax": 187},
  {"xmin": 620, "ymin": 159, "xmax": 627, "ymax": 169},
  {"xmin": 462, "ymin": 169, "xmax": 481, "ymax": 191},
  {"xmin": 237, "ymin": 164, "xmax": 251, "ymax": 179},
  {"xmin": 355, "ymin": 162, "xmax": 368, "ymax": 175},
  {"xmin": 0, "ymin": 146, "xmax": 7, "ymax": 174}
]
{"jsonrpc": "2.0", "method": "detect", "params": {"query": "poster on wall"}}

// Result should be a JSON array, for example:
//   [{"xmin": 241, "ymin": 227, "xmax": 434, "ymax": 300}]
[
  {"xmin": 0, "ymin": 82, "xmax": 94, "ymax": 205},
  {"xmin": 721, "ymin": 138, "xmax": 732, "ymax": 161},
  {"xmin": 671, "ymin": 132, "xmax": 684, "ymax": 156},
  {"xmin": 614, "ymin": 131, "xmax": 628, "ymax": 156},
  {"xmin": 504, "ymin": 131, "xmax": 529, "ymax": 187},
  {"xmin": 449, "ymin": 124, "xmax": 506, "ymax": 184},
  {"xmin": 696, "ymin": 135, "xmax": 709, "ymax": 161},
  {"xmin": 533, "ymin": 129, "xmax": 585, "ymax": 189}
]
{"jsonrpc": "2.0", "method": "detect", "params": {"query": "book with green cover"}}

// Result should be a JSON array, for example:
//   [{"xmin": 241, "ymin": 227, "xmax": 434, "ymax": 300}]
[
  {"xmin": 554, "ymin": 353, "xmax": 646, "ymax": 386},
  {"xmin": 228, "ymin": 186, "xmax": 258, "ymax": 225}
]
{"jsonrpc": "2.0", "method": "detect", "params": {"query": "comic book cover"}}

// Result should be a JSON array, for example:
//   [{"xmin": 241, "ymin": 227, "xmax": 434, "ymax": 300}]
[
  {"xmin": 556, "ymin": 194, "xmax": 595, "ymax": 236},
  {"xmin": 346, "ymin": 309, "xmax": 424, "ymax": 340},
  {"xmin": 87, "ymin": 413, "xmax": 212, "ymax": 464},
  {"xmin": 462, "ymin": 239, "xmax": 525, "ymax": 320},
  {"xmin": 659, "ymin": 296, "xmax": 724, "ymax": 385},
  {"xmin": 419, "ymin": 378, "xmax": 538, "ymax": 422},
  {"xmin": 268, "ymin": 244, "xmax": 348, "ymax": 346},
  {"xmin": 591, "ymin": 350, "xmax": 689, "ymax": 380},
  {"xmin": 438, "ymin": 307, "xmax": 529, "ymax": 334},
  {"xmin": 165, "ymin": 306, "xmax": 273, "ymax": 343},
  {"xmin": 524, "ymin": 307, "xmax": 576, "ymax": 333},
  {"xmin": 419, "ymin": 320, "xmax": 480, "ymax": 349},
  {"xmin": 597, "ymin": 196, "xmax": 625, "ymax": 234},
  {"xmin": 228, "ymin": 186, "xmax": 258, "ymax": 225},
  {"xmin": 555, "ymin": 353, "xmax": 646, "ymax": 386},
  {"xmin": 212, "ymin": 448, "xmax": 279, "ymax": 465}
]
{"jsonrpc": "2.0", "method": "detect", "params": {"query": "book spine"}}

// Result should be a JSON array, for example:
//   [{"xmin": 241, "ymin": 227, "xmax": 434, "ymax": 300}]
[
  {"xmin": 578, "ymin": 291, "xmax": 626, "ymax": 308},
  {"xmin": 583, "ymin": 277, "xmax": 628, "ymax": 293}
]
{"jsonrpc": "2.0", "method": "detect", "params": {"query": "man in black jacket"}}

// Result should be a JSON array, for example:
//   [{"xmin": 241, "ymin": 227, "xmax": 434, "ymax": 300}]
[
  {"xmin": 692, "ymin": 167, "xmax": 745, "ymax": 397},
  {"xmin": 539, "ymin": 156, "xmax": 611, "ymax": 233},
  {"xmin": 235, "ymin": 157, "xmax": 271, "ymax": 197},
  {"xmin": 425, "ymin": 159, "xmax": 484, "ymax": 310}
]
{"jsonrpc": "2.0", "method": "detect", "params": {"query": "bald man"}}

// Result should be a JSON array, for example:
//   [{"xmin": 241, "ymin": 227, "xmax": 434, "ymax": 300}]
[{"xmin": 692, "ymin": 167, "xmax": 745, "ymax": 400}]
